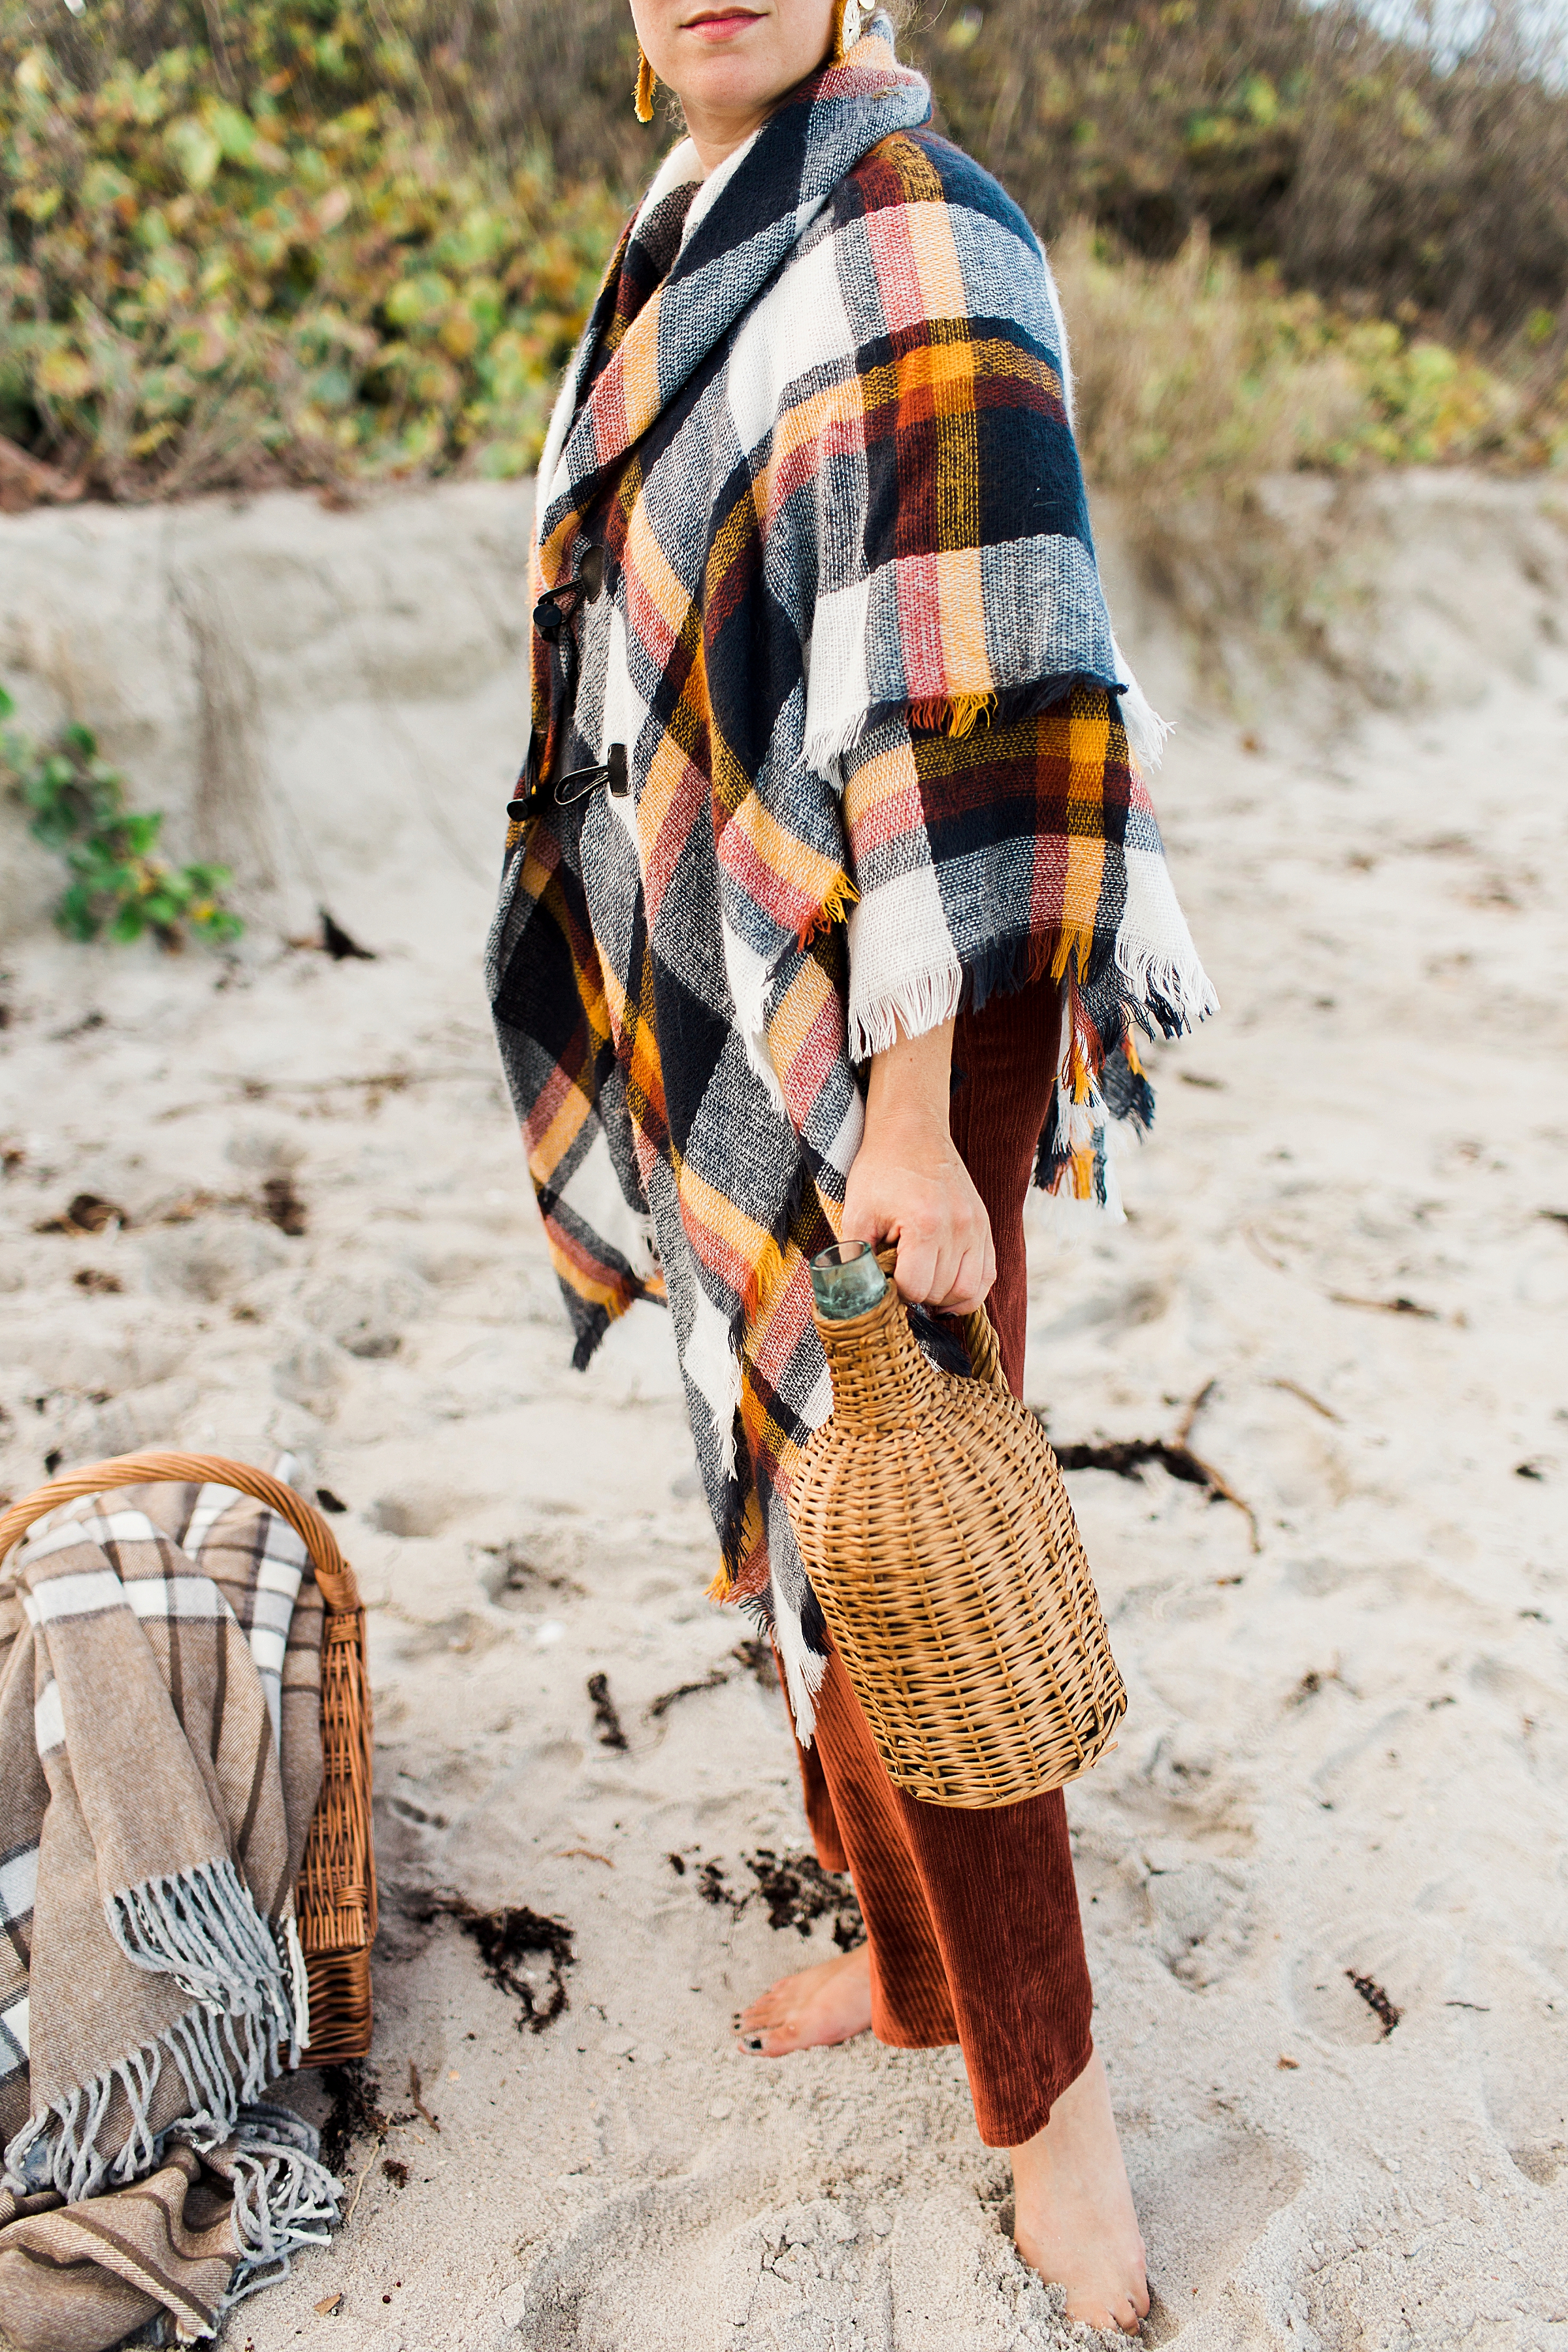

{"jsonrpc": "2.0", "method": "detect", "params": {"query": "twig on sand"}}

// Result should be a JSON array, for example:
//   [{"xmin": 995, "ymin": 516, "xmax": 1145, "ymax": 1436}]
[
  {"xmin": 1330, "ymin": 1290, "xmax": 1438, "ymax": 1319},
  {"xmin": 340, "ymin": 2160, "xmax": 374, "ymax": 2232},
  {"xmin": 1175, "ymin": 1378, "xmax": 1217, "ymax": 1447},
  {"xmin": 646, "ymin": 1666, "xmax": 730, "ymax": 1721},
  {"xmin": 1345, "ymin": 1970, "xmax": 1402, "ymax": 2036},
  {"xmin": 154, "ymin": 1066, "xmax": 493, "ymax": 1120},
  {"xmin": 1045, "ymin": 1379, "xmax": 1260, "ymax": 1552},
  {"xmin": 587, "ymin": 1671, "xmax": 629, "ymax": 1751},
  {"xmin": 645, "ymin": 1642, "xmax": 779, "ymax": 1723},
  {"xmin": 407, "ymin": 2061, "xmax": 440, "ymax": 2131},
  {"xmin": 319, "ymin": 909, "xmax": 376, "ymax": 962},
  {"xmin": 1241, "ymin": 1224, "xmax": 1288, "ymax": 1272},
  {"xmin": 1269, "ymin": 1377, "xmax": 1343, "ymax": 1423}
]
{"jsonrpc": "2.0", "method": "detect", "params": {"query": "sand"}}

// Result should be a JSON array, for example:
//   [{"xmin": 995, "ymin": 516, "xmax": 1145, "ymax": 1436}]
[{"xmin": 1, "ymin": 474, "xmax": 1565, "ymax": 2351}]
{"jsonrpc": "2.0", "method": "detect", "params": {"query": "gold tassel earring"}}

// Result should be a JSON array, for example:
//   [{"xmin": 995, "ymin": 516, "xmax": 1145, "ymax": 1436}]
[
  {"xmin": 832, "ymin": 0, "xmax": 868, "ymax": 63},
  {"xmin": 635, "ymin": 45, "xmax": 657, "ymax": 123}
]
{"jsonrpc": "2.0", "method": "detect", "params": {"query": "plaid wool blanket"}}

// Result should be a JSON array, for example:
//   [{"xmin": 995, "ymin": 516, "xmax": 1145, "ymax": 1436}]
[
  {"xmin": 0, "ymin": 1474, "xmax": 338, "ymax": 2345},
  {"xmin": 488, "ymin": 13, "xmax": 1213, "ymax": 1736}
]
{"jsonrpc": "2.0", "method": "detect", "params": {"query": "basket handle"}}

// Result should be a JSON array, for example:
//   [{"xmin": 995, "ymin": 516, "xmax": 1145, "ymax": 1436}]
[
  {"xmin": 872, "ymin": 1246, "xmax": 1009, "ymax": 1398},
  {"xmin": 0, "ymin": 1451, "xmax": 360, "ymax": 1614}
]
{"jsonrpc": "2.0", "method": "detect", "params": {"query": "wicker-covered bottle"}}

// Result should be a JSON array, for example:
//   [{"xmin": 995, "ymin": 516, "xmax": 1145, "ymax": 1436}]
[{"xmin": 788, "ymin": 1242, "xmax": 1125, "ymax": 1808}]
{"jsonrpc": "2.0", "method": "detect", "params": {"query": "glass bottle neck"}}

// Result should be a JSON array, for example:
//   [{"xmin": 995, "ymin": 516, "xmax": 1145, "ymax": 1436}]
[{"xmin": 810, "ymin": 1241, "xmax": 887, "ymax": 1321}]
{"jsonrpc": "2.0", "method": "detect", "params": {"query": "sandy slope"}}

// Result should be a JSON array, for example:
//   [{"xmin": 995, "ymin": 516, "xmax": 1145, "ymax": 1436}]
[{"xmin": 1, "ymin": 477, "xmax": 1566, "ymax": 2352}]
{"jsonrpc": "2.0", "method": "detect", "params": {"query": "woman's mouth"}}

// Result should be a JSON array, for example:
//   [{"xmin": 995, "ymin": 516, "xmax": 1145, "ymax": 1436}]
[{"xmin": 682, "ymin": 7, "xmax": 764, "ymax": 39}]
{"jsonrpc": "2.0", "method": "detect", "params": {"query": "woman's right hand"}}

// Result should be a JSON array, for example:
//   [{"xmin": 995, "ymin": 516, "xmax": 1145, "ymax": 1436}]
[{"xmin": 840, "ymin": 1017, "xmax": 995, "ymax": 1313}]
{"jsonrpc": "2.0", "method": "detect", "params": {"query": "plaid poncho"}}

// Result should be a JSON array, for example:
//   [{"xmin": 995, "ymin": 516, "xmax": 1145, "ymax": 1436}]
[{"xmin": 488, "ymin": 14, "xmax": 1214, "ymax": 1738}]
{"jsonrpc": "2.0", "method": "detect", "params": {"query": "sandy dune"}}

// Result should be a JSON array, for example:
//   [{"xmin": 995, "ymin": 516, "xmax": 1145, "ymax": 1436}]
[{"xmin": 1, "ymin": 475, "xmax": 1565, "ymax": 2351}]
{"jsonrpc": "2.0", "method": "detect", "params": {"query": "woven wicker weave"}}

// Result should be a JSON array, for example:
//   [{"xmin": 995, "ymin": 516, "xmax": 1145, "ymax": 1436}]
[
  {"xmin": 0, "ymin": 1451, "xmax": 375, "ymax": 2066},
  {"xmin": 788, "ymin": 1265, "xmax": 1126, "ymax": 1808}
]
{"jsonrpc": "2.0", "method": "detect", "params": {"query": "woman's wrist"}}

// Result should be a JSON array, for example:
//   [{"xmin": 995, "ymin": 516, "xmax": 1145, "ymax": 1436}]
[{"xmin": 862, "ymin": 1016, "xmax": 955, "ymax": 1132}]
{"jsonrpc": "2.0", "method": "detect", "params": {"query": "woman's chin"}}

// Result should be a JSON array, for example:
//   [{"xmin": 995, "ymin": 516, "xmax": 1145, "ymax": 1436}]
[{"xmin": 672, "ymin": 65, "xmax": 793, "ymax": 123}]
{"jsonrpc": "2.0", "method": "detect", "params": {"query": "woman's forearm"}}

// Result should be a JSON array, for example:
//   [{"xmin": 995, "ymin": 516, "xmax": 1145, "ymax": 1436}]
[{"xmin": 863, "ymin": 1015, "xmax": 956, "ymax": 1137}]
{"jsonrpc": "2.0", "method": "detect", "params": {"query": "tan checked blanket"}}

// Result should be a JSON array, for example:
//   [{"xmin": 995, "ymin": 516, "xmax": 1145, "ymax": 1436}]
[{"xmin": 0, "ymin": 1472, "xmax": 340, "ymax": 2349}]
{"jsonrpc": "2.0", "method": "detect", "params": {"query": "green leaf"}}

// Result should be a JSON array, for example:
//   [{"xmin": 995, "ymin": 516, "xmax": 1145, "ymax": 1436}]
[
  {"xmin": 55, "ymin": 884, "xmax": 102, "ymax": 941},
  {"xmin": 167, "ymin": 115, "xmax": 221, "ymax": 192},
  {"xmin": 210, "ymin": 102, "xmax": 257, "ymax": 165}
]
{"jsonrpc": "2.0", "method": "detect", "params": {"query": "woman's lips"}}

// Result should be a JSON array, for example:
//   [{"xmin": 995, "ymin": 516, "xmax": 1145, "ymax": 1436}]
[{"xmin": 683, "ymin": 8, "xmax": 764, "ymax": 38}]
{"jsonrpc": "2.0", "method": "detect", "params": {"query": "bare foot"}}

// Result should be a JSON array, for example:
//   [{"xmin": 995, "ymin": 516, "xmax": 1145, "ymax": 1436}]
[
  {"xmin": 1011, "ymin": 2050, "xmax": 1149, "ymax": 2334},
  {"xmin": 736, "ymin": 1941, "xmax": 874, "ymax": 2056}
]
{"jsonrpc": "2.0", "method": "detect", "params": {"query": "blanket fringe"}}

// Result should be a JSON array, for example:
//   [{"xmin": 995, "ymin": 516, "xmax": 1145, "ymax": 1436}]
[
  {"xmin": 221, "ymin": 2104, "xmax": 342, "ymax": 2310},
  {"xmin": 1036, "ymin": 973, "xmax": 1126, "ymax": 1221},
  {"xmin": 107, "ymin": 1857, "xmax": 298, "ymax": 2052},
  {"xmin": 1, "ymin": 1985, "xmax": 309, "ymax": 2206},
  {"xmin": 282, "ymin": 1910, "xmax": 310, "ymax": 2063},
  {"xmin": 907, "ymin": 693, "xmax": 994, "ymax": 738},
  {"xmin": 846, "ymin": 960, "xmax": 965, "ymax": 1063},
  {"xmin": 1109, "ymin": 634, "xmax": 1171, "ymax": 773},
  {"xmin": 796, "ymin": 867, "xmax": 858, "ymax": 950},
  {"xmin": 1113, "ymin": 932, "xmax": 1220, "ymax": 1039}
]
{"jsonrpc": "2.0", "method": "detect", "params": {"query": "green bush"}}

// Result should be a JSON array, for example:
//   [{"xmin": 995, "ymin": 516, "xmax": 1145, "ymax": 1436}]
[
  {"xmin": 1, "ymin": 685, "xmax": 242, "ymax": 945},
  {"xmin": 0, "ymin": 1, "xmax": 622, "ymax": 493}
]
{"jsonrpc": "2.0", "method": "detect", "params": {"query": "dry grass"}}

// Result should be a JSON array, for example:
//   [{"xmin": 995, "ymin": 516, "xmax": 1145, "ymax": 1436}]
[
  {"xmin": 913, "ymin": 0, "xmax": 1568, "ymax": 344},
  {"xmin": 1051, "ymin": 223, "xmax": 1548, "ymax": 490}
]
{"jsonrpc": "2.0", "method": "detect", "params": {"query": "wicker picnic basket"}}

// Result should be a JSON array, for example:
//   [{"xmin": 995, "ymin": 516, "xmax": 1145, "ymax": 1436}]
[
  {"xmin": 788, "ymin": 1247, "xmax": 1126, "ymax": 1808},
  {"xmin": 0, "ymin": 1450, "xmax": 375, "ymax": 2066}
]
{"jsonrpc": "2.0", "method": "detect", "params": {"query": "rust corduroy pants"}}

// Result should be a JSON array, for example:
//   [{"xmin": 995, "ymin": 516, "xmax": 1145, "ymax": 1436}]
[{"xmin": 791, "ymin": 973, "xmax": 1094, "ymax": 2149}]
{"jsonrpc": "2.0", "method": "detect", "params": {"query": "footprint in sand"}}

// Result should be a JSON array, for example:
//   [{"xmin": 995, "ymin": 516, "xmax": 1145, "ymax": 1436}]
[
  {"xmin": 512, "ymin": 2178, "xmax": 1094, "ymax": 2351},
  {"xmin": 1288, "ymin": 1918, "xmax": 1439, "ymax": 2048},
  {"xmin": 1128, "ymin": 2126, "xmax": 1305, "ymax": 2345},
  {"xmin": 368, "ymin": 1484, "xmax": 486, "ymax": 1538},
  {"xmin": 1465, "ymin": 1954, "xmax": 1568, "ymax": 2185},
  {"xmin": 301, "ymin": 1266, "xmax": 429, "ymax": 1358},
  {"xmin": 1141, "ymin": 1853, "xmax": 1253, "ymax": 1989},
  {"xmin": 517, "ymin": 2178, "xmax": 888, "ymax": 2351},
  {"xmin": 143, "ymin": 1217, "xmax": 286, "ymax": 1302}
]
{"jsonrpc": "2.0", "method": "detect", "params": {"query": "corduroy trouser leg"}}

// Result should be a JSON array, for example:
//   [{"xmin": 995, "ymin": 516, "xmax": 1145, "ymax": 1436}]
[{"xmin": 789, "ymin": 972, "xmax": 1094, "ymax": 2149}]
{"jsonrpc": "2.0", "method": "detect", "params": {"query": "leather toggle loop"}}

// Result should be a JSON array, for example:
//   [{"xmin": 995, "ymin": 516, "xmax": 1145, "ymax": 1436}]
[
  {"xmin": 553, "ymin": 742, "xmax": 629, "ymax": 808},
  {"xmin": 553, "ymin": 762, "xmax": 608, "ymax": 806},
  {"xmin": 549, "ymin": 747, "xmax": 630, "ymax": 813}
]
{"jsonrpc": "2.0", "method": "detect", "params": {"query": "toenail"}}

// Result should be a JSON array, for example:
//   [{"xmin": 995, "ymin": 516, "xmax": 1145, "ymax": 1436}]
[{"xmin": 740, "ymin": 2033, "xmax": 766, "ymax": 2053}]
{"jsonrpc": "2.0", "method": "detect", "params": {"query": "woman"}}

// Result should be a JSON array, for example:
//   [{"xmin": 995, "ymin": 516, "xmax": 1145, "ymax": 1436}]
[{"xmin": 489, "ymin": 0, "xmax": 1213, "ymax": 2330}]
